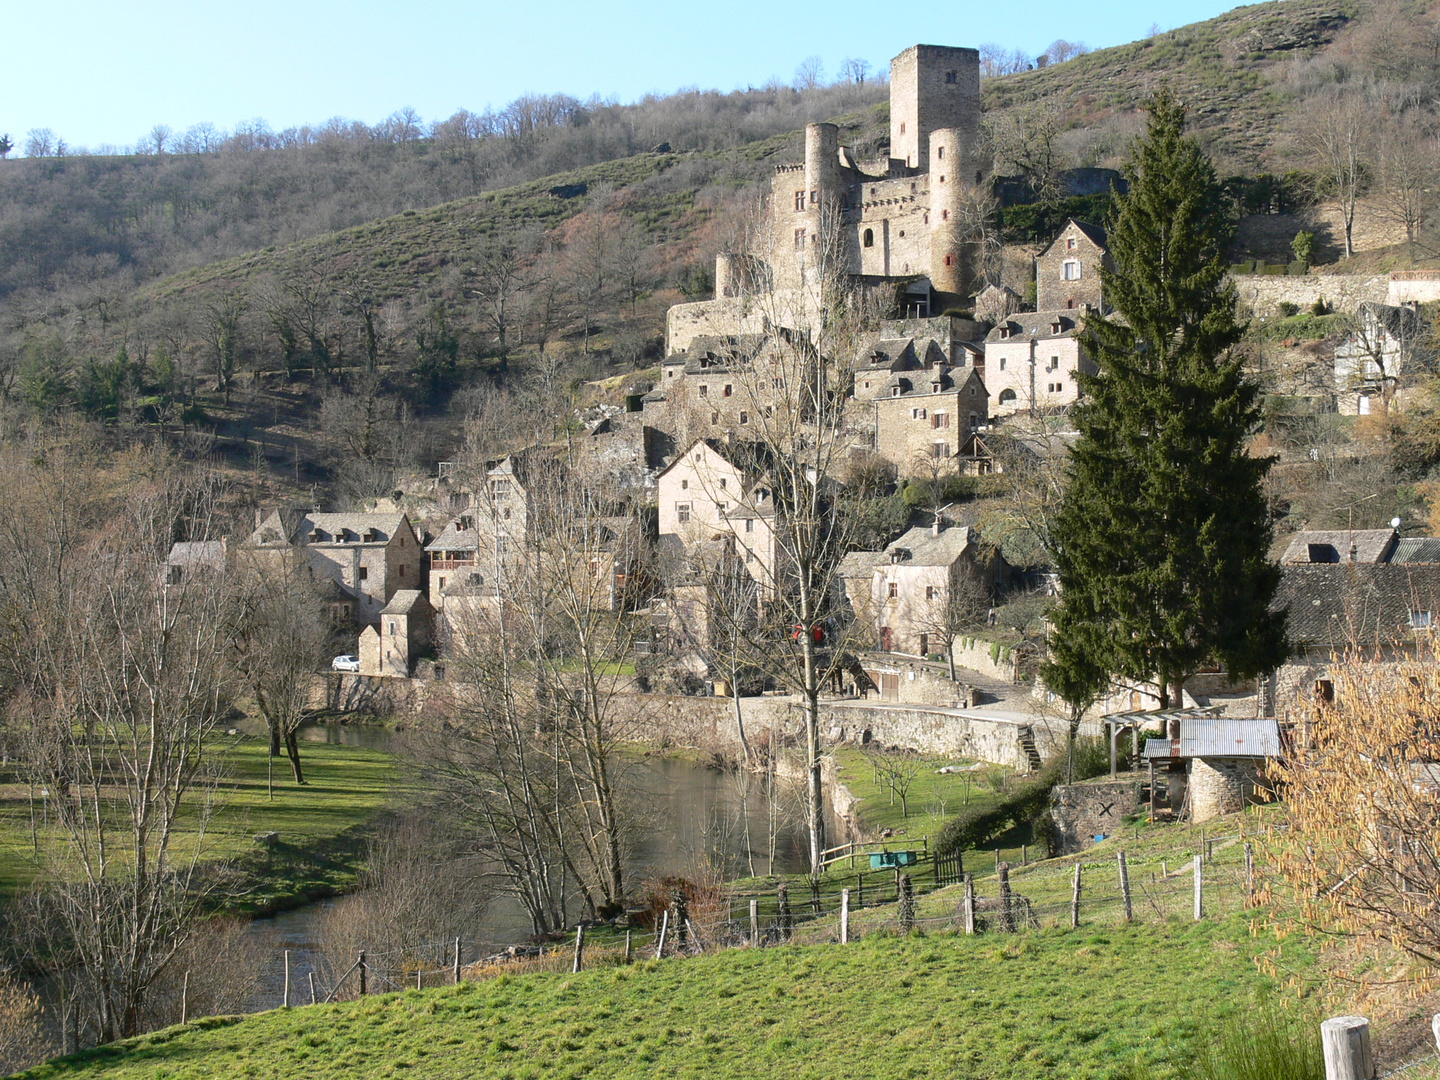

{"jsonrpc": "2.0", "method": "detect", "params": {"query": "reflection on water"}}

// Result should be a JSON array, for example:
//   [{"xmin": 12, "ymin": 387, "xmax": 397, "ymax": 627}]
[{"xmin": 244, "ymin": 725, "xmax": 832, "ymax": 1007}]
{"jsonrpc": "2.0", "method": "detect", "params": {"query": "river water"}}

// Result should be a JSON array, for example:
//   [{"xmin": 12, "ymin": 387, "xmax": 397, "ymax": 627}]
[{"xmin": 242, "ymin": 725, "xmax": 825, "ymax": 1006}]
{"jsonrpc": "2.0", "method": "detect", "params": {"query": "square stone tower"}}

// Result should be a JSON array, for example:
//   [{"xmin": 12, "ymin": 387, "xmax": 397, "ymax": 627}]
[{"xmin": 889, "ymin": 45, "xmax": 981, "ymax": 173}]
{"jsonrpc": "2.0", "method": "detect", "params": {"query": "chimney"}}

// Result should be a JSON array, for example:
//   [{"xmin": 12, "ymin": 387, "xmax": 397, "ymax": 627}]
[{"xmin": 932, "ymin": 515, "xmax": 943, "ymax": 537}]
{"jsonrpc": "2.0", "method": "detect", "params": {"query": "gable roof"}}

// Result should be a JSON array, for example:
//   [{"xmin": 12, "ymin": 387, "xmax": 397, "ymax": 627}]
[
  {"xmin": 1039, "ymin": 218, "xmax": 1108, "ymax": 260},
  {"xmin": 1273, "ymin": 563, "xmax": 1440, "ymax": 647},
  {"xmin": 841, "ymin": 524, "xmax": 976, "ymax": 576},
  {"xmin": 1279, "ymin": 528, "xmax": 1397, "ymax": 565},
  {"xmin": 249, "ymin": 511, "xmax": 412, "ymax": 548},
  {"xmin": 166, "ymin": 540, "xmax": 226, "ymax": 570},
  {"xmin": 380, "ymin": 589, "xmax": 430, "ymax": 616},
  {"xmin": 986, "ymin": 311, "xmax": 1082, "ymax": 343}
]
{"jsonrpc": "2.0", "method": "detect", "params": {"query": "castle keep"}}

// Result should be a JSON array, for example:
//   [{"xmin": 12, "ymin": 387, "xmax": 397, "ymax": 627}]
[{"xmin": 671, "ymin": 44, "xmax": 988, "ymax": 354}]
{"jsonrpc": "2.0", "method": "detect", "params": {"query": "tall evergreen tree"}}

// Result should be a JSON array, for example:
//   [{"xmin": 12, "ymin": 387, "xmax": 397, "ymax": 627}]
[{"xmin": 1043, "ymin": 88, "xmax": 1287, "ymax": 710}]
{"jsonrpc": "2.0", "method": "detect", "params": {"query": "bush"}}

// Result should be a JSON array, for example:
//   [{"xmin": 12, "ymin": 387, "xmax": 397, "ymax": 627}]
[
  {"xmin": 1277, "ymin": 301, "xmax": 1299, "ymax": 317},
  {"xmin": 1310, "ymin": 298, "xmax": 1329, "ymax": 316},
  {"xmin": 935, "ymin": 766, "xmax": 1059, "ymax": 856},
  {"xmin": 1287, "ymin": 260, "xmax": 1308, "ymax": 277}
]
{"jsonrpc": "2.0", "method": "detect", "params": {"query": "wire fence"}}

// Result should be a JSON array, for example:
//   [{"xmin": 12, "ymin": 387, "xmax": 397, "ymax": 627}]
[{"xmin": 246, "ymin": 830, "xmax": 1267, "ymax": 1010}]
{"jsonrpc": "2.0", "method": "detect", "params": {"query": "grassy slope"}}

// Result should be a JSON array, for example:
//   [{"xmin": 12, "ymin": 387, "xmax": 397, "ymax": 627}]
[
  {"xmin": 982, "ymin": 0, "xmax": 1358, "ymax": 169},
  {"xmin": 13, "ymin": 876, "xmax": 1307, "ymax": 1079},
  {"xmin": 0, "ymin": 735, "xmax": 399, "ymax": 914}
]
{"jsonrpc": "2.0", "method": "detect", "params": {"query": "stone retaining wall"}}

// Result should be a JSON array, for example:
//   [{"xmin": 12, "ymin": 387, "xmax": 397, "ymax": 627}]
[
  {"xmin": 1048, "ymin": 778, "xmax": 1145, "ymax": 855},
  {"xmin": 1233, "ymin": 273, "xmax": 1387, "ymax": 318},
  {"xmin": 951, "ymin": 636, "xmax": 1018, "ymax": 683}
]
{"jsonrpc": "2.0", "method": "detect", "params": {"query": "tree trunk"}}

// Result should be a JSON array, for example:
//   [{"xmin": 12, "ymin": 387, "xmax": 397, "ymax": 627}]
[
  {"xmin": 285, "ymin": 731, "xmax": 305, "ymax": 784},
  {"xmin": 269, "ymin": 723, "xmax": 281, "ymax": 758}
]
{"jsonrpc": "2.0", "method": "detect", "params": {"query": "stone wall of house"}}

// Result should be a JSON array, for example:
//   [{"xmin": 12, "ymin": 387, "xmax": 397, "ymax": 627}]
[
  {"xmin": 1189, "ymin": 757, "xmax": 1268, "ymax": 823},
  {"xmin": 1389, "ymin": 273, "xmax": 1440, "ymax": 305},
  {"xmin": 1036, "ymin": 224, "xmax": 1105, "ymax": 312},
  {"xmin": 874, "ymin": 387, "xmax": 982, "ymax": 473},
  {"xmin": 1234, "ymin": 274, "xmax": 1387, "ymax": 318},
  {"xmin": 952, "ymin": 635, "xmax": 1018, "ymax": 683},
  {"xmin": 856, "ymin": 655, "xmax": 971, "ymax": 707},
  {"xmin": 1048, "ymin": 778, "xmax": 1145, "ymax": 854},
  {"xmin": 665, "ymin": 297, "xmax": 768, "ymax": 355}
]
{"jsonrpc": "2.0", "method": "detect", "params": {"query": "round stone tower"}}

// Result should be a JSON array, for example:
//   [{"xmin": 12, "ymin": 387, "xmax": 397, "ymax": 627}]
[
  {"xmin": 804, "ymin": 122, "xmax": 841, "ymax": 212},
  {"xmin": 927, "ymin": 127, "xmax": 973, "ymax": 302}
]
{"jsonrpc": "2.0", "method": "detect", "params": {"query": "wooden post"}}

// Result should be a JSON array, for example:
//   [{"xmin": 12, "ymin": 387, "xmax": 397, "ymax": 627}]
[
  {"xmin": 655, "ymin": 909, "xmax": 670, "ymax": 959},
  {"xmin": 1245, "ymin": 842, "xmax": 1255, "ymax": 899},
  {"xmin": 572, "ymin": 924, "xmax": 586, "ymax": 973},
  {"xmin": 358, "ymin": 951, "xmax": 367, "ymax": 996},
  {"xmin": 453, "ymin": 938, "xmax": 462, "ymax": 984},
  {"xmin": 1162, "ymin": 859, "xmax": 1168, "ymax": 878},
  {"xmin": 857, "ymin": 872, "xmax": 864, "ymax": 906},
  {"xmin": 840, "ymin": 888, "xmax": 851, "ymax": 944},
  {"xmin": 749, "ymin": 899, "xmax": 759, "ymax": 946},
  {"xmin": 1021, "ymin": 844, "xmax": 1028, "ymax": 866},
  {"xmin": 962, "ymin": 873, "xmax": 976, "ymax": 934},
  {"xmin": 1118, "ymin": 851, "xmax": 1133, "ymax": 923},
  {"xmin": 934, "ymin": 854, "xmax": 942, "ymax": 888},
  {"xmin": 308, "ymin": 971, "xmax": 317, "ymax": 1007},
  {"xmin": 998, "ymin": 862, "xmax": 1014, "ymax": 932},
  {"xmin": 181, "ymin": 970, "xmax": 189, "ymax": 1025},
  {"xmin": 1321, "ymin": 1015, "xmax": 1375, "ymax": 1080},
  {"xmin": 1193, "ymin": 855, "xmax": 1203, "ymax": 921},
  {"xmin": 416, "ymin": 970, "xmax": 422, "ymax": 991},
  {"xmin": 1205, "ymin": 838, "xmax": 1214, "ymax": 861},
  {"xmin": 1070, "ymin": 862, "xmax": 1082, "ymax": 929},
  {"xmin": 283, "ymin": 950, "xmax": 291, "ymax": 1008},
  {"xmin": 1148, "ymin": 759, "xmax": 1156, "ymax": 823},
  {"xmin": 625, "ymin": 930, "xmax": 633, "ymax": 964}
]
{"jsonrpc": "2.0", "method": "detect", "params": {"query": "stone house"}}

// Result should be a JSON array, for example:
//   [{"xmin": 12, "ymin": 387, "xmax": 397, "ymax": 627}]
[
  {"xmin": 983, "ymin": 312, "xmax": 1094, "ymax": 416},
  {"xmin": 657, "ymin": 438, "xmax": 778, "ymax": 592},
  {"xmin": 1333, "ymin": 301, "xmax": 1434, "ymax": 415},
  {"xmin": 247, "ymin": 509, "xmax": 422, "ymax": 628},
  {"xmin": 1035, "ymin": 219, "xmax": 1110, "ymax": 313},
  {"xmin": 838, "ymin": 519, "xmax": 997, "ymax": 657},
  {"xmin": 1268, "ymin": 561, "xmax": 1440, "ymax": 714},
  {"xmin": 1140, "ymin": 715, "xmax": 1280, "ymax": 823},
  {"xmin": 358, "ymin": 589, "xmax": 434, "ymax": 678},
  {"xmin": 163, "ymin": 539, "xmax": 227, "ymax": 586},
  {"xmin": 974, "ymin": 282, "xmax": 1023, "ymax": 323},
  {"xmin": 1278, "ymin": 526, "xmax": 1399, "ymax": 565},
  {"xmin": 424, "ymin": 454, "xmax": 532, "ymax": 612},
  {"xmin": 871, "ymin": 368, "xmax": 989, "ymax": 476}
]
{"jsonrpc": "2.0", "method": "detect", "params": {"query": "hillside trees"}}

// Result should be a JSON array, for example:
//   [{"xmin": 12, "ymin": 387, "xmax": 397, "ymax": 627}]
[
  {"xmin": 1045, "ymin": 88, "xmax": 1287, "ymax": 712},
  {"xmin": 1299, "ymin": 92, "xmax": 1372, "ymax": 259}
]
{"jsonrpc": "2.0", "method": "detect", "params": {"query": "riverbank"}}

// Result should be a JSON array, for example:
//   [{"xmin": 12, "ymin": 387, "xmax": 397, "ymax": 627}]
[{"xmin": 0, "ymin": 731, "xmax": 401, "ymax": 915}]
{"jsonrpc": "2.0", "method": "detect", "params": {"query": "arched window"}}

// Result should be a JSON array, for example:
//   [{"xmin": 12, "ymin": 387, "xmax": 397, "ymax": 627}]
[
  {"xmin": 863, "ymin": 228, "xmax": 874, "ymax": 248},
  {"xmin": 999, "ymin": 388, "xmax": 1017, "ymax": 404}
]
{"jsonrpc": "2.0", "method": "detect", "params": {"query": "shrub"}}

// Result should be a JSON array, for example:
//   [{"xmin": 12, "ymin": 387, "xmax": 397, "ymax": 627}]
[
  {"xmin": 935, "ymin": 766, "xmax": 1059, "ymax": 856},
  {"xmin": 1185, "ymin": 999, "xmax": 1324, "ymax": 1080},
  {"xmin": 1310, "ymin": 297, "xmax": 1328, "ymax": 316},
  {"xmin": 1291, "ymin": 229, "xmax": 1314, "ymax": 265},
  {"xmin": 1277, "ymin": 301, "xmax": 1299, "ymax": 317},
  {"xmin": 1287, "ymin": 260, "xmax": 1308, "ymax": 277}
]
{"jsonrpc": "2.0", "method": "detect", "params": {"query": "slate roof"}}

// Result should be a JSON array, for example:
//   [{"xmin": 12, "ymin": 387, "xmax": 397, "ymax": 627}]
[
  {"xmin": 426, "ymin": 519, "xmax": 479, "ymax": 553},
  {"xmin": 380, "ymin": 589, "xmax": 429, "ymax": 616},
  {"xmin": 250, "ymin": 511, "xmax": 411, "ymax": 548},
  {"xmin": 1392, "ymin": 537, "xmax": 1440, "ymax": 563},
  {"xmin": 867, "ymin": 524, "xmax": 976, "ymax": 570},
  {"xmin": 166, "ymin": 540, "xmax": 226, "ymax": 570},
  {"xmin": 1273, "ymin": 563, "xmax": 1440, "ymax": 647},
  {"xmin": 1279, "ymin": 528, "xmax": 1397, "ymax": 565},
  {"xmin": 986, "ymin": 311, "xmax": 1082, "ymax": 343}
]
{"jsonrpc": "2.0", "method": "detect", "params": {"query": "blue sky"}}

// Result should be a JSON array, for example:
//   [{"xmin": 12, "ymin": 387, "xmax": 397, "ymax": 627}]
[{"xmin": 3, "ymin": 0, "xmax": 1246, "ymax": 151}]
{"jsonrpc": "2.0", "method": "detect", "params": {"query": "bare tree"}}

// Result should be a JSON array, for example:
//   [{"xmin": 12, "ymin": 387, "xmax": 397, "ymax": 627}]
[
  {"xmin": 1299, "ymin": 91, "xmax": 1374, "ymax": 259},
  {"xmin": 1376, "ymin": 113, "xmax": 1438, "ymax": 246},
  {"xmin": 987, "ymin": 100, "xmax": 1070, "ymax": 203},
  {"xmin": 838, "ymin": 57, "xmax": 872, "ymax": 85},
  {"xmin": 1040, "ymin": 40, "xmax": 1089, "ymax": 65},
  {"xmin": 794, "ymin": 56, "xmax": 826, "ymax": 92}
]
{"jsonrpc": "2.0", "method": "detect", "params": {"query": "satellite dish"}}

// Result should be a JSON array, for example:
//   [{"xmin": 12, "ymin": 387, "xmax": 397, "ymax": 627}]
[{"xmin": 1392, "ymin": 517, "xmax": 1403, "ymax": 530}]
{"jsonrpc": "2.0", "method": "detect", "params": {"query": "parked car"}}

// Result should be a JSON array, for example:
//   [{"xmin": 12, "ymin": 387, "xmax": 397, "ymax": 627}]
[{"xmin": 331, "ymin": 654, "xmax": 360, "ymax": 673}]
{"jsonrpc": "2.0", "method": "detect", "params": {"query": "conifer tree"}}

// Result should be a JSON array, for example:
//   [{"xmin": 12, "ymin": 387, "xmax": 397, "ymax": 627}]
[{"xmin": 1043, "ymin": 88, "xmax": 1287, "ymax": 710}]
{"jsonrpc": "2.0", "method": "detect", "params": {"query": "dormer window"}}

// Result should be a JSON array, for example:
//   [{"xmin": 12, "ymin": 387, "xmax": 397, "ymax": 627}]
[
  {"xmin": 998, "ymin": 325, "xmax": 1012, "ymax": 340},
  {"xmin": 1051, "ymin": 320, "xmax": 1064, "ymax": 334}
]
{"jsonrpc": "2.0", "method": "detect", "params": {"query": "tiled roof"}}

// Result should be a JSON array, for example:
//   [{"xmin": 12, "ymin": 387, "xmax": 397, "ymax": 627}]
[
  {"xmin": 1279, "ymin": 529, "xmax": 1397, "ymax": 564},
  {"xmin": 1273, "ymin": 563, "xmax": 1440, "ymax": 647},
  {"xmin": 249, "ymin": 511, "xmax": 410, "ymax": 547},
  {"xmin": 985, "ymin": 311, "xmax": 1081, "ymax": 343}
]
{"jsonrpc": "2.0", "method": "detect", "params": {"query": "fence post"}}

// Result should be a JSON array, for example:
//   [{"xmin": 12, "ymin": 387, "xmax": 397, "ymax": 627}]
[
  {"xmin": 1321, "ymin": 1015, "xmax": 1375, "ymax": 1080},
  {"xmin": 655, "ymin": 909, "xmax": 670, "ymax": 959},
  {"xmin": 1205, "ymin": 838, "xmax": 1214, "ymax": 861},
  {"xmin": 934, "ymin": 854, "xmax": 942, "ymax": 888},
  {"xmin": 181, "ymin": 971, "xmax": 189, "ymax": 1025},
  {"xmin": 898, "ymin": 874, "xmax": 915, "ymax": 934},
  {"xmin": 1070, "ymin": 862, "xmax": 1082, "ymax": 929},
  {"xmin": 840, "ymin": 888, "xmax": 851, "ymax": 944},
  {"xmin": 1193, "ymin": 855, "xmax": 1204, "ymax": 921},
  {"xmin": 778, "ymin": 883, "xmax": 793, "ymax": 939},
  {"xmin": 749, "ymin": 899, "xmax": 759, "ymax": 946},
  {"xmin": 572, "ymin": 924, "xmax": 586, "ymax": 973},
  {"xmin": 675, "ymin": 896, "xmax": 689, "ymax": 948},
  {"xmin": 308, "ymin": 971, "xmax": 317, "ymax": 1007},
  {"xmin": 998, "ymin": 862, "xmax": 1014, "ymax": 932},
  {"xmin": 810, "ymin": 876, "xmax": 822, "ymax": 916},
  {"xmin": 283, "ymin": 950, "xmax": 291, "ymax": 1009},
  {"xmin": 416, "ymin": 970, "xmax": 422, "ymax": 991},
  {"xmin": 1021, "ymin": 843, "xmax": 1028, "ymax": 867},
  {"xmin": 857, "ymin": 872, "xmax": 864, "ymax": 907},
  {"xmin": 358, "ymin": 951, "xmax": 367, "ymax": 997},
  {"xmin": 625, "ymin": 930, "xmax": 633, "ymax": 964},
  {"xmin": 962, "ymin": 873, "xmax": 976, "ymax": 934},
  {"xmin": 453, "ymin": 938, "xmax": 462, "ymax": 984},
  {"xmin": 1118, "ymin": 851, "xmax": 1133, "ymax": 923},
  {"xmin": 1245, "ymin": 843, "xmax": 1255, "ymax": 900}
]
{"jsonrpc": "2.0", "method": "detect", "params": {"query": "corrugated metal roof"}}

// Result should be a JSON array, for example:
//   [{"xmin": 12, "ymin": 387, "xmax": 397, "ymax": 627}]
[
  {"xmin": 1393, "ymin": 537, "xmax": 1440, "ymax": 564},
  {"xmin": 1179, "ymin": 718, "xmax": 1281, "ymax": 759},
  {"xmin": 1142, "ymin": 737, "xmax": 1177, "ymax": 759}
]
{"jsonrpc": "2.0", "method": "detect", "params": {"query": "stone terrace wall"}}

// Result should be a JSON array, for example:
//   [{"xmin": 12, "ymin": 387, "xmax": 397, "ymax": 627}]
[
  {"xmin": 1233, "ymin": 273, "xmax": 1386, "ymax": 318},
  {"xmin": 951, "ymin": 636, "xmax": 1018, "ymax": 684},
  {"xmin": 1048, "ymin": 778, "xmax": 1145, "ymax": 855}
]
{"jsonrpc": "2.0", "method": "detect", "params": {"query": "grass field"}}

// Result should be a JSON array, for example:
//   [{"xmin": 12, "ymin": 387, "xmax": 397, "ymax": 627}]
[
  {"xmin": 0, "ymin": 731, "xmax": 400, "ymax": 914},
  {"xmin": 831, "ymin": 746, "xmax": 1011, "ymax": 844},
  {"xmin": 10, "ymin": 906, "xmax": 1313, "ymax": 1080}
]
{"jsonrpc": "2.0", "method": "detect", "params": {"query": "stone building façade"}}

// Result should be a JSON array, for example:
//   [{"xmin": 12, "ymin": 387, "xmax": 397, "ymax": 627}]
[{"xmin": 1035, "ymin": 219, "xmax": 1110, "ymax": 313}]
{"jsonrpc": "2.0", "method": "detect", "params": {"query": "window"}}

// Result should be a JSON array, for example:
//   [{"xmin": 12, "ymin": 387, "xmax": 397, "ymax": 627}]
[
  {"xmin": 942, "ymin": 209, "xmax": 949, "ymax": 221},
  {"xmin": 681, "ymin": 478, "xmax": 688, "ymax": 489},
  {"xmin": 399, "ymin": 564, "xmax": 405, "ymax": 577},
  {"xmin": 1057, "ymin": 382, "xmax": 1065, "ymax": 393},
  {"xmin": 938, "ymin": 175, "xmax": 945, "ymax": 184},
  {"xmin": 933, "ymin": 442, "xmax": 950, "ymax": 458},
  {"xmin": 1315, "ymin": 678, "xmax": 1335, "ymax": 704},
  {"xmin": 810, "ymin": 189, "xmax": 818, "ymax": 204},
  {"xmin": 937, "ymin": 145, "xmax": 945, "ymax": 159},
  {"xmin": 676, "ymin": 503, "xmax": 691, "ymax": 524},
  {"xmin": 389, "ymin": 621, "xmax": 397, "ymax": 635},
  {"xmin": 898, "ymin": 230, "xmax": 905, "ymax": 238},
  {"xmin": 358, "ymin": 566, "xmax": 369, "ymax": 581},
  {"xmin": 723, "ymin": 384, "xmax": 732, "ymax": 397},
  {"xmin": 969, "ymin": 412, "xmax": 979, "ymax": 429},
  {"xmin": 919, "ymin": 633, "xmax": 930, "ymax": 656},
  {"xmin": 716, "ymin": 501, "xmax": 727, "ymax": 512},
  {"xmin": 911, "ymin": 407, "xmax": 927, "ymax": 420},
  {"xmin": 503, "ymin": 508, "xmax": 512, "ymax": 520},
  {"xmin": 976, "ymin": 171, "xmax": 982, "ymax": 184},
  {"xmin": 438, "ymin": 576, "xmax": 446, "ymax": 590},
  {"xmin": 739, "ymin": 411, "xmax": 749, "ymax": 424},
  {"xmin": 468, "ymin": 573, "xmax": 483, "ymax": 586},
  {"xmin": 925, "ymin": 585, "xmax": 936, "ymax": 601},
  {"xmin": 711, "ymin": 411, "xmax": 720, "ymax": 424},
  {"xmin": 999, "ymin": 357, "xmax": 1006, "ymax": 371},
  {"xmin": 794, "ymin": 190, "xmax": 806, "ymax": 212},
  {"xmin": 944, "ymin": 254, "xmax": 954, "ymax": 266},
  {"xmin": 794, "ymin": 228, "xmax": 806, "ymax": 248},
  {"xmin": 899, "ymin": 122, "xmax": 905, "ymax": 134},
  {"xmin": 1067, "ymin": 237, "xmax": 1077, "ymax": 250},
  {"xmin": 945, "ymin": 70, "xmax": 958, "ymax": 83},
  {"xmin": 1062, "ymin": 260, "xmax": 1081, "ymax": 281},
  {"xmin": 698, "ymin": 384, "xmax": 708, "ymax": 398},
  {"xmin": 999, "ymin": 388, "xmax": 1017, "ymax": 404},
  {"xmin": 772, "ymin": 377, "xmax": 785, "ymax": 389},
  {"xmin": 863, "ymin": 228, "xmax": 874, "ymax": 247},
  {"xmin": 932, "ymin": 412, "xmax": 950, "ymax": 429},
  {"xmin": 911, "ymin": 182, "xmax": 917, "ymax": 193},
  {"xmin": 888, "ymin": 582, "xmax": 898, "ymax": 598},
  {"xmin": 746, "ymin": 518, "xmax": 755, "ymax": 533},
  {"xmin": 1412, "ymin": 610, "xmax": 1434, "ymax": 629},
  {"xmin": 719, "ymin": 478, "xmax": 728, "ymax": 489}
]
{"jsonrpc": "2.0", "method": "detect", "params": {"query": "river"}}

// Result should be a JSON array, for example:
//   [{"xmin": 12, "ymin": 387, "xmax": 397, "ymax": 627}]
[{"xmin": 241, "ymin": 724, "xmax": 829, "ymax": 1007}]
